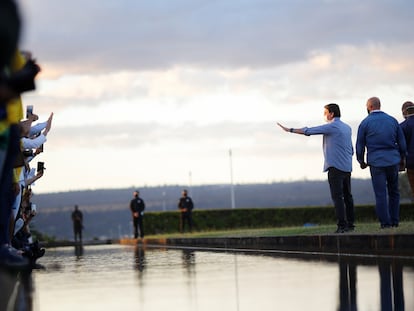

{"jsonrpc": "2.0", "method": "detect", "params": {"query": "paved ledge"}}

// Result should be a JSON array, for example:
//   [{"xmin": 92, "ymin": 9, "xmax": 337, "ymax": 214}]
[
  {"xmin": 121, "ymin": 234, "xmax": 414, "ymax": 257},
  {"xmin": 43, "ymin": 233, "xmax": 414, "ymax": 257}
]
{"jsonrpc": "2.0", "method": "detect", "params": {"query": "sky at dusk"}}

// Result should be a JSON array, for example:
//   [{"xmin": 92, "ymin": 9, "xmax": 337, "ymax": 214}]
[{"xmin": 16, "ymin": 0, "xmax": 414, "ymax": 193}]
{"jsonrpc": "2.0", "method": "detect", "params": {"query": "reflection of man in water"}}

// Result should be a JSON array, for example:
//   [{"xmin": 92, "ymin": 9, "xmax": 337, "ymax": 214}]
[
  {"xmin": 379, "ymin": 260, "xmax": 405, "ymax": 310},
  {"xmin": 71, "ymin": 205, "xmax": 83, "ymax": 243},
  {"xmin": 134, "ymin": 245, "xmax": 145, "ymax": 272},
  {"xmin": 338, "ymin": 258, "xmax": 357, "ymax": 311}
]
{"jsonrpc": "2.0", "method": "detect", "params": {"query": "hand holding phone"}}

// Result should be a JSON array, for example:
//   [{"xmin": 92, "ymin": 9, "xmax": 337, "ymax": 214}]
[
  {"xmin": 37, "ymin": 161, "xmax": 45, "ymax": 173},
  {"xmin": 26, "ymin": 105, "xmax": 33, "ymax": 118}
]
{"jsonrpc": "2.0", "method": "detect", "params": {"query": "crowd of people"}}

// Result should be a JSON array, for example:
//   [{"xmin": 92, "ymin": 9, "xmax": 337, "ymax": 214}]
[
  {"xmin": 279, "ymin": 97, "xmax": 411, "ymax": 233},
  {"xmin": 1, "ymin": 0, "xmax": 51, "ymax": 269}
]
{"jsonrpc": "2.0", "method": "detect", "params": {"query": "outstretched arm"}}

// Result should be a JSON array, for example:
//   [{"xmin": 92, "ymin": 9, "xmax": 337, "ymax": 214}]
[{"xmin": 277, "ymin": 122, "xmax": 305, "ymax": 135}]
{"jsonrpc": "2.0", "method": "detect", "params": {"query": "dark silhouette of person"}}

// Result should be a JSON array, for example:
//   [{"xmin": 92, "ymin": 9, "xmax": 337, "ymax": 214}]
[
  {"xmin": 130, "ymin": 190, "xmax": 145, "ymax": 238},
  {"xmin": 134, "ymin": 245, "xmax": 146, "ymax": 272},
  {"xmin": 337, "ymin": 258, "xmax": 357, "ymax": 311},
  {"xmin": 71, "ymin": 205, "xmax": 83, "ymax": 243},
  {"xmin": 379, "ymin": 259, "xmax": 405, "ymax": 310},
  {"xmin": 178, "ymin": 189, "xmax": 194, "ymax": 233},
  {"xmin": 74, "ymin": 244, "xmax": 83, "ymax": 258}
]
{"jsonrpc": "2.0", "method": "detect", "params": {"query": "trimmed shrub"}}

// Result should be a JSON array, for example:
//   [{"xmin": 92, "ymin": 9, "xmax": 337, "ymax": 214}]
[{"xmin": 142, "ymin": 204, "xmax": 414, "ymax": 235}]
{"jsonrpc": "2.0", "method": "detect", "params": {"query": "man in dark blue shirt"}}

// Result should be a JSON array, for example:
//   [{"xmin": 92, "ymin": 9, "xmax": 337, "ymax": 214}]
[
  {"xmin": 400, "ymin": 101, "xmax": 414, "ymax": 199},
  {"xmin": 356, "ymin": 97, "xmax": 406, "ymax": 228},
  {"xmin": 130, "ymin": 191, "xmax": 145, "ymax": 238},
  {"xmin": 178, "ymin": 189, "xmax": 194, "ymax": 233}
]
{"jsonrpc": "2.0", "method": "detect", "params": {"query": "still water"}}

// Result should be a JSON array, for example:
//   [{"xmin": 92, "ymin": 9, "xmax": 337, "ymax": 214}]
[{"xmin": 12, "ymin": 244, "xmax": 414, "ymax": 310}]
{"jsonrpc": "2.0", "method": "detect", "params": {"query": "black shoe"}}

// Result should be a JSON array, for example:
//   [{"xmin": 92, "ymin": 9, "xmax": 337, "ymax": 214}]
[
  {"xmin": 335, "ymin": 227, "xmax": 346, "ymax": 234},
  {"xmin": 346, "ymin": 225, "xmax": 355, "ymax": 232},
  {"xmin": 0, "ymin": 245, "xmax": 30, "ymax": 270},
  {"xmin": 32, "ymin": 247, "xmax": 45, "ymax": 260},
  {"xmin": 380, "ymin": 224, "xmax": 392, "ymax": 229},
  {"xmin": 30, "ymin": 241, "xmax": 45, "ymax": 260},
  {"xmin": 392, "ymin": 223, "xmax": 399, "ymax": 228}
]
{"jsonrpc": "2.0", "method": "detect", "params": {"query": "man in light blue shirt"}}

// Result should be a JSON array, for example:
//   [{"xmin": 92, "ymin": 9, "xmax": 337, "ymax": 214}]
[
  {"xmin": 356, "ymin": 97, "xmax": 406, "ymax": 228},
  {"xmin": 278, "ymin": 103, "xmax": 354, "ymax": 233}
]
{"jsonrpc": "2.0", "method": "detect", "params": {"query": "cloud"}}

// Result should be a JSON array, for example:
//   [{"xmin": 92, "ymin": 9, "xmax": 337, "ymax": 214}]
[
  {"xmin": 20, "ymin": 0, "xmax": 414, "ymax": 75},
  {"xmin": 48, "ymin": 120, "xmax": 281, "ymax": 149},
  {"xmin": 16, "ymin": 0, "xmax": 413, "ymax": 193}
]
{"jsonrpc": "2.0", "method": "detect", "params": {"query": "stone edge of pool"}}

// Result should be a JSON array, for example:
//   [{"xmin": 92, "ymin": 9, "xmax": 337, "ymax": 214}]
[
  {"xmin": 43, "ymin": 234, "xmax": 414, "ymax": 257},
  {"xmin": 140, "ymin": 234, "xmax": 414, "ymax": 257}
]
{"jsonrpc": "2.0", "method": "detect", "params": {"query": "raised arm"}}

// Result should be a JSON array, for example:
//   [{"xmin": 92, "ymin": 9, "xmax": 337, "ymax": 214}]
[{"xmin": 277, "ymin": 122, "xmax": 305, "ymax": 135}]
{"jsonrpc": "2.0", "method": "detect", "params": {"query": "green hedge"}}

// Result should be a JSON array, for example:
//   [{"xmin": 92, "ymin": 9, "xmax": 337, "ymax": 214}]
[{"xmin": 143, "ymin": 204, "xmax": 414, "ymax": 235}]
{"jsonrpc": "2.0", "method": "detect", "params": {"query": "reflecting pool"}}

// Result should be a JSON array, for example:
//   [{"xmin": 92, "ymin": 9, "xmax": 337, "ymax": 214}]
[{"xmin": 2, "ymin": 244, "xmax": 414, "ymax": 310}]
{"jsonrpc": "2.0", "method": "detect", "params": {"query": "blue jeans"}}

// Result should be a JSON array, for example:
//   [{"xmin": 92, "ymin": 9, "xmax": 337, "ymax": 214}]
[
  {"xmin": 369, "ymin": 165, "xmax": 400, "ymax": 226},
  {"xmin": 327, "ymin": 167, "xmax": 355, "ymax": 228}
]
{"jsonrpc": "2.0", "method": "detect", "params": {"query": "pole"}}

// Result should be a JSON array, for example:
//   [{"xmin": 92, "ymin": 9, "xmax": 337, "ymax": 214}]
[{"xmin": 229, "ymin": 149, "xmax": 236, "ymax": 209}]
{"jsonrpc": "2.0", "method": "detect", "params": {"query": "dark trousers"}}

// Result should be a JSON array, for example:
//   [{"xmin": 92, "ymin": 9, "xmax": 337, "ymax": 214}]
[
  {"xmin": 369, "ymin": 165, "xmax": 400, "ymax": 226},
  {"xmin": 133, "ymin": 216, "xmax": 144, "ymax": 238},
  {"xmin": 328, "ymin": 167, "xmax": 355, "ymax": 229},
  {"xmin": 180, "ymin": 212, "xmax": 193, "ymax": 233},
  {"xmin": 73, "ymin": 225, "xmax": 82, "ymax": 242}
]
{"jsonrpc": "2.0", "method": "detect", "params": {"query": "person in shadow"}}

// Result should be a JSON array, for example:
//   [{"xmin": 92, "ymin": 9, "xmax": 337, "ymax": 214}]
[
  {"xmin": 130, "ymin": 190, "xmax": 145, "ymax": 239},
  {"xmin": 71, "ymin": 205, "xmax": 83, "ymax": 243},
  {"xmin": 178, "ymin": 189, "xmax": 194, "ymax": 233},
  {"xmin": 400, "ymin": 101, "xmax": 414, "ymax": 198}
]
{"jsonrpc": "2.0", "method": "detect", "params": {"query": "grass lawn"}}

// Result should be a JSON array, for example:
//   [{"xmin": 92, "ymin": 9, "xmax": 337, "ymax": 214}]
[{"xmin": 147, "ymin": 221, "xmax": 414, "ymax": 239}]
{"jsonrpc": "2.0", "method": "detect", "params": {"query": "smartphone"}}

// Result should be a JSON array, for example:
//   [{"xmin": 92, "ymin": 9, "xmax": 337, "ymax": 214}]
[
  {"xmin": 37, "ymin": 161, "xmax": 45, "ymax": 173},
  {"xmin": 26, "ymin": 105, "xmax": 33, "ymax": 118}
]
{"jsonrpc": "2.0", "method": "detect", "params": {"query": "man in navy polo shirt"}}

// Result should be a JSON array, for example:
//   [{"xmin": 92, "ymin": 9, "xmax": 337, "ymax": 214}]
[{"xmin": 356, "ymin": 97, "xmax": 406, "ymax": 229}]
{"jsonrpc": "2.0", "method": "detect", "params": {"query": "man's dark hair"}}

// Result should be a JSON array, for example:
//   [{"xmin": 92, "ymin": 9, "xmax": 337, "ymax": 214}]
[{"xmin": 324, "ymin": 103, "xmax": 341, "ymax": 118}]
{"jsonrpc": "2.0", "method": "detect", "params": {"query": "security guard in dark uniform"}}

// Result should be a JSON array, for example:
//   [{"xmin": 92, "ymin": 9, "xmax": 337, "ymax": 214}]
[
  {"xmin": 178, "ymin": 189, "xmax": 194, "ymax": 233},
  {"xmin": 130, "ymin": 190, "xmax": 145, "ymax": 238}
]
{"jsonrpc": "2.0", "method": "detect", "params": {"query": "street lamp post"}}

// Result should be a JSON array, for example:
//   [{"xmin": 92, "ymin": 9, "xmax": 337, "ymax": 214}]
[{"xmin": 229, "ymin": 149, "xmax": 236, "ymax": 209}]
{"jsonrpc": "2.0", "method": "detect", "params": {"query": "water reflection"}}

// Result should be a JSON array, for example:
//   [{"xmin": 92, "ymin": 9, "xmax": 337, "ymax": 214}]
[
  {"xmin": 338, "ymin": 258, "xmax": 357, "ymax": 311},
  {"xmin": 379, "ymin": 259, "xmax": 405, "ymax": 310},
  {"xmin": 134, "ymin": 244, "xmax": 146, "ymax": 272},
  {"xmin": 0, "ymin": 268, "xmax": 33, "ymax": 311},
  {"xmin": 182, "ymin": 249, "xmax": 196, "ymax": 269},
  {"xmin": 74, "ymin": 243, "xmax": 84, "ymax": 258},
  {"xmin": 0, "ymin": 245, "xmax": 412, "ymax": 310}
]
